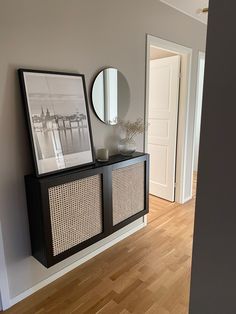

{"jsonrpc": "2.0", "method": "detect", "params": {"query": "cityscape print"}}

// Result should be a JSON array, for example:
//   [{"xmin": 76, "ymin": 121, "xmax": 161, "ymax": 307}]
[
  {"xmin": 31, "ymin": 105, "xmax": 90, "ymax": 160},
  {"xmin": 23, "ymin": 71, "xmax": 93, "ymax": 174}
]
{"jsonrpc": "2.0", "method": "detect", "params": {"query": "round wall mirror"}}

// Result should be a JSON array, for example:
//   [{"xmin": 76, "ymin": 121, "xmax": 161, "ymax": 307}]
[{"xmin": 91, "ymin": 68, "xmax": 130, "ymax": 125}]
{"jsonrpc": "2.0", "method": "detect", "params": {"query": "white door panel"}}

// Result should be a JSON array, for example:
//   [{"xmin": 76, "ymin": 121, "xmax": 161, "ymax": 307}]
[
  {"xmin": 148, "ymin": 55, "xmax": 180, "ymax": 202},
  {"xmin": 148, "ymin": 144, "xmax": 170, "ymax": 199},
  {"xmin": 148, "ymin": 118, "xmax": 169, "ymax": 139},
  {"xmin": 149, "ymin": 144, "xmax": 168, "ymax": 184}
]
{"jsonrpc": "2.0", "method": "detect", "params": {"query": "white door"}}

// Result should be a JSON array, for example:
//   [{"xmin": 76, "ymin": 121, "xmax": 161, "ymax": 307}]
[{"xmin": 148, "ymin": 55, "xmax": 181, "ymax": 202}]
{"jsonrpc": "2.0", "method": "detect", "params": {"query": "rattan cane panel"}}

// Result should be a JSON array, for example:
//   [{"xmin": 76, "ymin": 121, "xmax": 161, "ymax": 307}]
[
  {"xmin": 48, "ymin": 174, "xmax": 103, "ymax": 256},
  {"xmin": 112, "ymin": 162, "xmax": 145, "ymax": 226}
]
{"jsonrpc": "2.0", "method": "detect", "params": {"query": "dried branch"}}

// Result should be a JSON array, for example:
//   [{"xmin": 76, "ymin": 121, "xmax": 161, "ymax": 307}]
[{"xmin": 117, "ymin": 118, "xmax": 149, "ymax": 140}]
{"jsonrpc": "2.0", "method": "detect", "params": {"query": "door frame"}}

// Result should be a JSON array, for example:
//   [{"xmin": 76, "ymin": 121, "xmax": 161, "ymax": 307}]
[
  {"xmin": 193, "ymin": 51, "xmax": 205, "ymax": 172},
  {"xmin": 145, "ymin": 35, "xmax": 193, "ymax": 203}
]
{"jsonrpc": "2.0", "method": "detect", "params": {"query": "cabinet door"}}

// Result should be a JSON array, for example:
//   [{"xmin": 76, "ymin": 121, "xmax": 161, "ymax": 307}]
[
  {"xmin": 111, "ymin": 157, "xmax": 149, "ymax": 231},
  {"xmin": 40, "ymin": 168, "xmax": 106, "ymax": 267},
  {"xmin": 48, "ymin": 174, "xmax": 103, "ymax": 257}
]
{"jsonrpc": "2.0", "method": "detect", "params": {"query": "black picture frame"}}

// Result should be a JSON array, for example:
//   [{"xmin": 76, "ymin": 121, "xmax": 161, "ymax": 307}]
[{"xmin": 18, "ymin": 69, "xmax": 95, "ymax": 177}]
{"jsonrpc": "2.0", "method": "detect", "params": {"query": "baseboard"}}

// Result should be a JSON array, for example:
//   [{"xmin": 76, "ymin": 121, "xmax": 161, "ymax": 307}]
[
  {"xmin": 0, "ymin": 223, "xmax": 11, "ymax": 311},
  {"xmin": 5, "ymin": 217, "xmax": 146, "ymax": 310},
  {"xmin": 182, "ymin": 194, "xmax": 193, "ymax": 203},
  {"xmin": 176, "ymin": 191, "xmax": 193, "ymax": 204}
]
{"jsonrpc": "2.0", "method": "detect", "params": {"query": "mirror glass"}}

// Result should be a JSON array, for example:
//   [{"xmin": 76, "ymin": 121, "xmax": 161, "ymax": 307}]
[{"xmin": 91, "ymin": 68, "xmax": 130, "ymax": 125}]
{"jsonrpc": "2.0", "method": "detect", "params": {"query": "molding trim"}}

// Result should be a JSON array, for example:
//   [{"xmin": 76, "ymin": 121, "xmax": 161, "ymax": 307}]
[
  {"xmin": 0, "ymin": 223, "xmax": 11, "ymax": 311},
  {"xmin": 182, "ymin": 194, "xmax": 193, "ymax": 204},
  {"xmin": 3, "ymin": 217, "xmax": 146, "ymax": 310},
  {"xmin": 160, "ymin": 0, "xmax": 207, "ymax": 25}
]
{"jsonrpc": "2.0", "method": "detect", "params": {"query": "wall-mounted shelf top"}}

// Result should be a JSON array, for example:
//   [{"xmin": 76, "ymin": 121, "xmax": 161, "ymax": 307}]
[
  {"xmin": 94, "ymin": 152, "xmax": 146, "ymax": 167},
  {"xmin": 27, "ymin": 152, "xmax": 147, "ymax": 181}
]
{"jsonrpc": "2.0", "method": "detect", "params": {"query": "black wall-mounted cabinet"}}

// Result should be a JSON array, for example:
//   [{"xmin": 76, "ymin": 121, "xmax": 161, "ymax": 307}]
[{"xmin": 25, "ymin": 153, "xmax": 149, "ymax": 268}]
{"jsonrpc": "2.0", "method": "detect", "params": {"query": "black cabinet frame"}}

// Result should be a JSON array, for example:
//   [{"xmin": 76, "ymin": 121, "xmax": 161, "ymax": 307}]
[{"xmin": 25, "ymin": 153, "xmax": 149, "ymax": 267}]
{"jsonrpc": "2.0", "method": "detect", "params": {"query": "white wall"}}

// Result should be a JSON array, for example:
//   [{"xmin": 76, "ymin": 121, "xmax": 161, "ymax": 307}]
[
  {"xmin": 0, "ymin": 0, "xmax": 207, "ymax": 308},
  {"xmin": 194, "ymin": 53, "xmax": 205, "ymax": 172}
]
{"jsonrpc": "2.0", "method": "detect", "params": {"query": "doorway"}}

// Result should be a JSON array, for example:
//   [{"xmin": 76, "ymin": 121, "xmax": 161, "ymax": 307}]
[
  {"xmin": 193, "ymin": 52, "xmax": 205, "ymax": 177},
  {"xmin": 145, "ymin": 35, "xmax": 193, "ymax": 204}
]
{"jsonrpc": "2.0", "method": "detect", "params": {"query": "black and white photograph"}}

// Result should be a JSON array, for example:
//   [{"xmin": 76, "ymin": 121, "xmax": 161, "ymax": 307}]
[{"xmin": 19, "ymin": 70, "xmax": 94, "ymax": 176}]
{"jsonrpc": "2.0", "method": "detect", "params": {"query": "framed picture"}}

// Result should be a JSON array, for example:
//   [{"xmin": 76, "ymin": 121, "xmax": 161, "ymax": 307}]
[{"xmin": 18, "ymin": 69, "xmax": 95, "ymax": 177}]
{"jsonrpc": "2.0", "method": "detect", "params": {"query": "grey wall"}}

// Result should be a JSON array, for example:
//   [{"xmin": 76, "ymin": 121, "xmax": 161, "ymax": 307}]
[
  {"xmin": 0, "ymin": 0, "xmax": 206, "ymax": 300},
  {"xmin": 190, "ymin": 0, "xmax": 236, "ymax": 313}
]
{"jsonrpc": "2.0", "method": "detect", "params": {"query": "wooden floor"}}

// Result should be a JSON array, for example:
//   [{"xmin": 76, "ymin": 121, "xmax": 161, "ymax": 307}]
[{"xmin": 6, "ymin": 174, "xmax": 197, "ymax": 314}]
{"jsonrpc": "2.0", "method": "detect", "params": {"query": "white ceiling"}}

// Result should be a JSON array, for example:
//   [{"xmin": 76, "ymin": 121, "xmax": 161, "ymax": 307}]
[
  {"xmin": 150, "ymin": 47, "xmax": 177, "ymax": 60},
  {"xmin": 160, "ymin": 0, "xmax": 209, "ymax": 24}
]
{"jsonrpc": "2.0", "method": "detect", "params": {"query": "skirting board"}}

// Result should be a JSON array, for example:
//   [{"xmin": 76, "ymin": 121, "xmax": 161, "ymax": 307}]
[
  {"xmin": 183, "ymin": 194, "xmax": 192, "ymax": 204},
  {"xmin": 3, "ymin": 216, "xmax": 147, "ymax": 310},
  {"xmin": 0, "ymin": 223, "xmax": 11, "ymax": 311}
]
